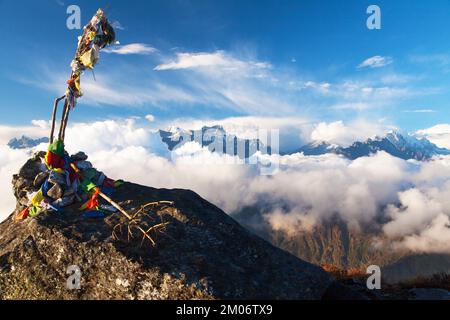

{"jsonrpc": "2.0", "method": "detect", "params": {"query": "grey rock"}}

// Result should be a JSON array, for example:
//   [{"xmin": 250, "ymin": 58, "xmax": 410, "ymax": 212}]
[
  {"xmin": 18, "ymin": 159, "xmax": 42, "ymax": 181},
  {"xmin": 94, "ymin": 172, "xmax": 106, "ymax": 186},
  {"xmin": 32, "ymin": 151, "xmax": 47, "ymax": 160},
  {"xmin": 76, "ymin": 161, "xmax": 93, "ymax": 170},
  {"xmin": 47, "ymin": 183, "xmax": 63, "ymax": 200},
  {"xmin": 48, "ymin": 171, "xmax": 66, "ymax": 186},
  {"xmin": 18, "ymin": 196, "xmax": 30, "ymax": 207},
  {"xmin": 71, "ymin": 152, "xmax": 88, "ymax": 161},
  {"xmin": 13, "ymin": 176, "xmax": 29, "ymax": 191},
  {"xmin": 33, "ymin": 172, "xmax": 49, "ymax": 188},
  {"xmin": 52, "ymin": 195, "xmax": 75, "ymax": 208},
  {"xmin": 63, "ymin": 187, "xmax": 76, "ymax": 197}
]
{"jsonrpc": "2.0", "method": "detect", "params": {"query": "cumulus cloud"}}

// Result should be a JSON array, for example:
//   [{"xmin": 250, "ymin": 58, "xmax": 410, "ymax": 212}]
[
  {"xmin": 358, "ymin": 55, "xmax": 393, "ymax": 69},
  {"xmin": 383, "ymin": 185, "xmax": 450, "ymax": 254},
  {"xmin": 310, "ymin": 120, "xmax": 394, "ymax": 146},
  {"xmin": 1, "ymin": 118, "xmax": 450, "ymax": 254},
  {"xmin": 103, "ymin": 43, "xmax": 156, "ymax": 55},
  {"xmin": 31, "ymin": 120, "xmax": 50, "ymax": 129},
  {"xmin": 0, "ymin": 145, "xmax": 31, "ymax": 218},
  {"xmin": 416, "ymin": 124, "xmax": 450, "ymax": 148},
  {"xmin": 0, "ymin": 121, "xmax": 49, "ymax": 145},
  {"xmin": 394, "ymin": 214, "xmax": 450, "ymax": 254}
]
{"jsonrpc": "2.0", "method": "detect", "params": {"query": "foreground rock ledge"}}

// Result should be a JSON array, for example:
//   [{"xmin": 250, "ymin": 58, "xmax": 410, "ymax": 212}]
[{"xmin": 0, "ymin": 178, "xmax": 332, "ymax": 299}]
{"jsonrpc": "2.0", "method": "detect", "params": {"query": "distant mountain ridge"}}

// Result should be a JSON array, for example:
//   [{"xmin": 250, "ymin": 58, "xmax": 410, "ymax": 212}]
[
  {"xmin": 9, "ymin": 129, "xmax": 446, "ymax": 162},
  {"xmin": 298, "ymin": 131, "xmax": 450, "ymax": 161},
  {"xmin": 159, "ymin": 125, "xmax": 268, "ymax": 159},
  {"xmin": 160, "ymin": 127, "xmax": 449, "ymax": 161},
  {"xmin": 8, "ymin": 135, "xmax": 49, "ymax": 149}
]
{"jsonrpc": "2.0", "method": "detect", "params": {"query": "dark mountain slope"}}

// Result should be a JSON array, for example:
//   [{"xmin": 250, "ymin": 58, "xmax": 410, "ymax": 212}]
[{"xmin": 0, "ymin": 158, "xmax": 332, "ymax": 300}]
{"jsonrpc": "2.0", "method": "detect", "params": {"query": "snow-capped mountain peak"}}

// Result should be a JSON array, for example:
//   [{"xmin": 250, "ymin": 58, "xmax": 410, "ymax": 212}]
[{"xmin": 298, "ymin": 131, "xmax": 450, "ymax": 161}]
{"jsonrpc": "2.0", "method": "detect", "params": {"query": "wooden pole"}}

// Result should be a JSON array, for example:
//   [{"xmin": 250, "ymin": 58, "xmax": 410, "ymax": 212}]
[
  {"xmin": 70, "ymin": 163, "xmax": 132, "ymax": 220},
  {"xmin": 96, "ymin": 189, "xmax": 132, "ymax": 220},
  {"xmin": 58, "ymin": 100, "xmax": 70, "ymax": 142},
  {"xmin": 50, "ymin": 95, "xmax": 66, "ymax": 144}
]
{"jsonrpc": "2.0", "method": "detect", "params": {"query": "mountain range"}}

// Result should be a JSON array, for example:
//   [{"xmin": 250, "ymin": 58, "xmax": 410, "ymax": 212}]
[
  {"xmin": 159, "ymin": 125, "xmax": 267, "ymax": 159},
  {"xmin": 11, "ymin": 128, "xmax": 449, "ymax": 162},
  {"xmin": 160, "ymin": 126, "xmax": 450, "ymax": 161},
  {"xmin": 297, "ymin": 131, "xmax": 450, "ymax": 161},
  {"xmin": 8, "ymin": 135, "xmax": 49, "ymax": 149}
]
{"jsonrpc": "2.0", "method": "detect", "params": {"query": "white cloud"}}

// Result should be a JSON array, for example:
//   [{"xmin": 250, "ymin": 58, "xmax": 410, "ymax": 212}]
[
  {"xmin": 416, "ymin": 124, "xmax": 450, "ymax": 149},
  {"xmin": 20, "ymin": 50, "xmax": 297, "ymax": 116},
  {"xmin": 404, "ymin": 109, "xmax": 435, "ymax": 113},
  {"xmin": 153, "ymin": 51, "xmax": 298, "ymax": 115},
  {"xmin": 154, "ymin": 51, "xmax": 271, "ymax": 71},
  {"xmin": 19, "ymin": 70, "xmax": 199, "ymax": 108},
  {"xmin": 145, "ymin": 114, "xmax": 155, "ymax": 122},
  {"xmin": 31, "ymin": 120, "xmax": 50, "ymax": 129},
  {"xmin": 410, "ymin": 54, "xmax": 450, "ymax": 68},
  {"xmin": 0, "ymin": 145, "xmax": 32, "ymax": 219},
  {"xmin": 383, "ymin": 185, "xmax": 450, "ymax": 254},
  {"xmin": 103, "ymin": 43, "xmax": 156, "ymax": 55},
  {"xmin": 20, "ymin": 48, "xmax": 436, "ymax": 118},
  {"xmin": 358, "ymin": 55, "xmax": 393, "ymax": 69},
  {"xmin": 330, "ymin": 102, "xmax": 371, "ymax": 111},
  {"xmin": 303, "ymin": 81, "xmax": 331, "ymax": 93},
  {"xmin": 394, "ymin": 214, "xmax": 450, "ymax": 254},
  {"xmin": 310, "ymin": 120, "xmax": 394, "ymax": 146},
  {"xmin": 1, "ymin": 118, "xmax": 450, "ymax": 255},
  {"xmin": 314, "ymin": 78, "xmax": 429, "ymax": 111},
  {"xmin": 0, "ymin": 121, "xmax": 48, "ymax": 145},
  {"xmin": 110, "ymin": 20, "xmax": 125, "ymax": 31}
]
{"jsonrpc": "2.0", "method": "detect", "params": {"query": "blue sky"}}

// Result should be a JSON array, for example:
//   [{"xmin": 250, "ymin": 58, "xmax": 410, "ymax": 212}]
[{"xmin": 1, "ymin": 0, "xmax": 450, "ymax": 134}]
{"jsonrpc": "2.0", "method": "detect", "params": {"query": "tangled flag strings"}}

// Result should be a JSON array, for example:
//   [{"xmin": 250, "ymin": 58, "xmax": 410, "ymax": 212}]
[{"xmin": 50, "ymin": 8, "xmax": 116, "ymax": 144}]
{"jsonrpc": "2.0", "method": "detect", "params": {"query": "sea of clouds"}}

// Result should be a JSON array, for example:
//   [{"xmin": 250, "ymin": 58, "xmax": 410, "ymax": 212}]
[{"xmin": 1, "ymin": 118, "xmax": 449, "ymax": 254}]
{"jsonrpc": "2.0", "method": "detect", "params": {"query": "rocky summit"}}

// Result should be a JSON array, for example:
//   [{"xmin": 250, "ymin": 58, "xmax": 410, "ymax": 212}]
[{"xmin": 0, "ymin": 155, "xmax": 332, "ymax": 300}]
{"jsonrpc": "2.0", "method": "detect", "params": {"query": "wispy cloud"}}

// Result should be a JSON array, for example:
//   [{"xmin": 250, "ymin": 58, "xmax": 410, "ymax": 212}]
[
  {"xmin": 17, "ymin": 47, "xmax": 439, "ymax": 118},
  {"xmin": 358, "ymin": 55, "xmax": 393, "ymax": 69},
  {"xmin": 17, "ymin": 68, "xmax": 199, "ymax": 108},
  {"xmin": 110, "ymin": 20, "xmax": 125, "ymax": 31},
  {"xmin": 409, "ymin": 54, "xmax": 450, "ymax": 73},
  {"xmin": 404, "ymin": 109, "xmax": 436, "ymax": 113},
  {"xmin": 104, "ymin": 43, "xmax": 156, "ymax": 55},
  {"xmin": 410, "ymin": 54, "xmax": 450, "ymax": 66},
  {"xmin": 154, "ymin": 51, "xmax": 271, "ymax": 71}
]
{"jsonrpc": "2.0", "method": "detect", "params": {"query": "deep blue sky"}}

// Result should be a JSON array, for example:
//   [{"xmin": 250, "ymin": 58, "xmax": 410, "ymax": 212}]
[{"xmin": 1, "ymin": 0, "xmax": 450, "ymax": 132}]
